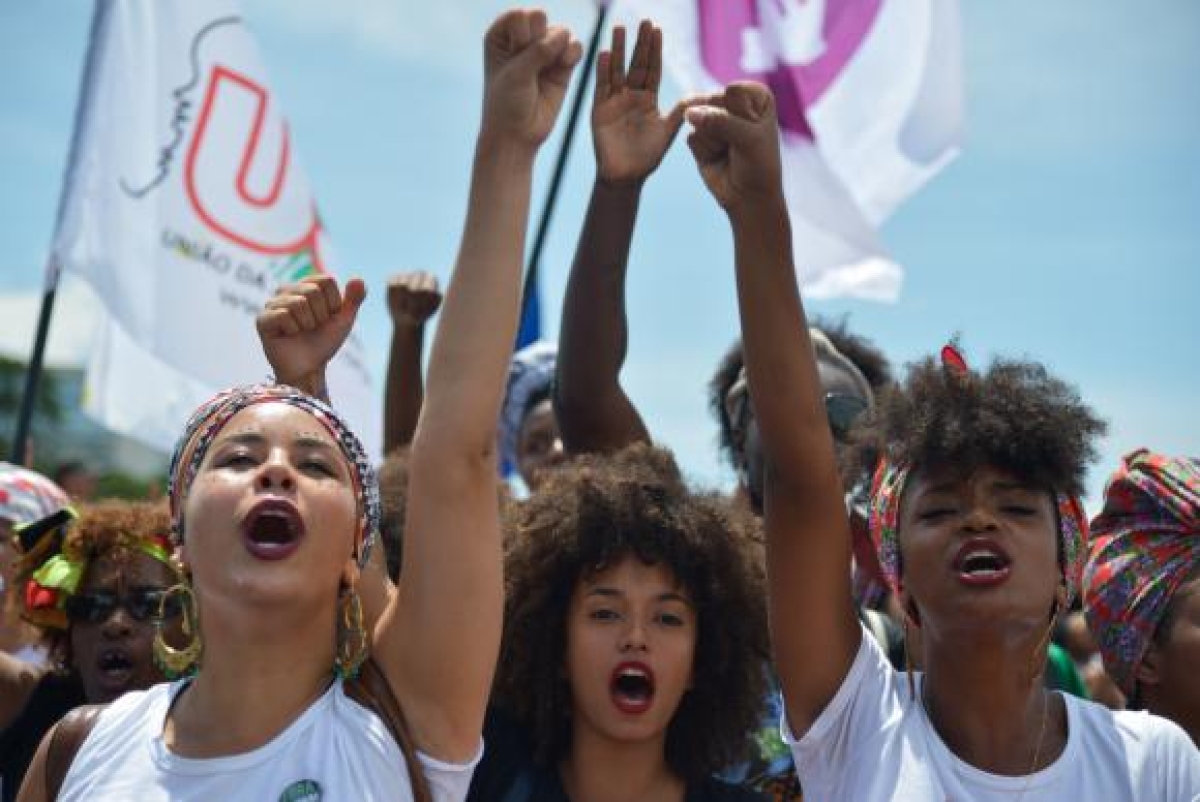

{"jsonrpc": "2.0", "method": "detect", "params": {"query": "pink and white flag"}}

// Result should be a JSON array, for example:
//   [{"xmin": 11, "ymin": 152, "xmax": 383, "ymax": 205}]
[
  {"xmin": 48, "ymin": 0, "xmax": 379, "ymax": 453},
  {"xmin": 615, "ymin": 0, "xmax": 963, "ymax": 300}
]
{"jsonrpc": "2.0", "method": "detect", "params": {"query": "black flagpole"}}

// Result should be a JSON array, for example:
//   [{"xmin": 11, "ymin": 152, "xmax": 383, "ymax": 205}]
[
  {"xmin": 517, "ymin": 3, "xmax": 610, "ymax": 340},
  {"xmin": 10, "ymin": 3, "xmax": 106, "ymax": 464}
]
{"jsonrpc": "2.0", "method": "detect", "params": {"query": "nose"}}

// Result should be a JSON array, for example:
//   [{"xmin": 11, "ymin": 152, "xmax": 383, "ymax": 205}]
[
  {"xmin": 256, "ymin": 452, "xmax": 296, "ymax": 492},
  {"xmin": 961, "ymin": 503, "xmax": 998, "ymax": 533},
  {"xmin": 620, "ymin": 617, "xmax": 649, "ymax": 653},
  {"xmin": 99, "ymin": 604, "xmax": 134, "ymax": 639}
]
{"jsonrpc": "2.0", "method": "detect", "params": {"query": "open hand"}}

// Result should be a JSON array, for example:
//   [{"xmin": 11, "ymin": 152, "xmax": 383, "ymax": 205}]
[
  {"xmin": 482, "ymin": 9, "xmax": 583, "ymax": 149},
  {"xmin": 387, "ymin": 271, "xmax": 442, "ymax": 328},
  {"xmin": 592, "ymin": 21, "xmax": 689, "ymax": 187},
  {"xmin": 256, "ymin": 275, "xmax": 366, "ymax": 396},
  {"xmin": 685, "ymin": 82, "xmax": 784, "ymax": 213}
]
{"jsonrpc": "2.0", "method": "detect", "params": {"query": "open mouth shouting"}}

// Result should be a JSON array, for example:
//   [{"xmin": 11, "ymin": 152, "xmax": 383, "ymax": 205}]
[
  {"xmin": 96, "ymin": 646, "xmax": 135, "ymax": 693},
  {"xmin": 610, "ymin": 661, "xmax": 656, "ymax": 715},
  {"xmin": 953, "ymin": 537, "xmax": 1013, "ymax": 587},
  {"xmin": 241, "ymin": 499, "xmax": 306, "ymax": 560}
]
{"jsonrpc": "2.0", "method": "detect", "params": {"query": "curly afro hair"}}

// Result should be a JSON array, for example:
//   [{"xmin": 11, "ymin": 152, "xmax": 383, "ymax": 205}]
[
  {"xmin": 709, "ymin": 319, "xmax": 892, "ymax": 476},
  {"xmin": 852, "ymin": 348, "xmax": 1106, "ymax": 498},
  {"xmin": 495, "ymin": 443, "xmax": 769, "ymax": 781}
]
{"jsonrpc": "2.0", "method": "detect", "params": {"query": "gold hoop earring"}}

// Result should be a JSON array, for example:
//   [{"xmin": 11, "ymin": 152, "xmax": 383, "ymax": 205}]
[
  {"xmin": 153, "ymin": 582, "xmax": 202, "ymax": 680},
  {"xmin": 334, "ymin": 587, "xmax": 369, "ymax": 680}
]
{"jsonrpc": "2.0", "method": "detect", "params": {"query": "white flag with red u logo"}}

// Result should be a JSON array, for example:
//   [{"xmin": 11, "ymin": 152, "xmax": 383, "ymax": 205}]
[
  {"xmin": 616, "ymin": 0, "xmax": 963, "ymax": 301},
  {"xmin": 50, "ymin": 0, "xmax": 378, "ymax": 453}
]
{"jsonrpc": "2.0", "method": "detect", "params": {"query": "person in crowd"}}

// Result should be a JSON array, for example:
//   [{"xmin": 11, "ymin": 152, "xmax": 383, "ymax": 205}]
[
  {"xmin": 1083, "ymin": 450, "xmax": 1200, "ymax": 746},
  {"xmin": 19, "ymin": 10, "xmax": 582, "ymax": 800},
  {"xmin": 1, "ymin": 463, "xmax": 69, "ymax": 664},
  {"xmin": 384, "ymin": 271, "xmax": 443, "ymax": 456},
  {"xmin": 1, "ymin": 501, "xmax": 179, "ymax": 802},
  {"xmin": 1058, "ymin": 608, "xmax": 1125, "ymax": 709},
  {"xmin": 51, "ymin": 463, "xmax": 98, "ymax": 504},
  {"xmin": 684, "ymin": 79, "xmax": 1200, "ymax": 799},
  {"xmin": 500, "ymin": 341, "xmax": 565, "ymax": 493},
  {"xmin": 470, "ymin": 444, "xmax": 769, "ymax": 801}
]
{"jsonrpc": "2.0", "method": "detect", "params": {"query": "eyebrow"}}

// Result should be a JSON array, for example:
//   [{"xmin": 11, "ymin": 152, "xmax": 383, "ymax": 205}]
[
  {"xmin": 584, "ymin": 587, "xmax": 693, "ymax": 606},
  {"xmin": 215, "ymin": 432, "xmax": 337, "ymax": 451}
]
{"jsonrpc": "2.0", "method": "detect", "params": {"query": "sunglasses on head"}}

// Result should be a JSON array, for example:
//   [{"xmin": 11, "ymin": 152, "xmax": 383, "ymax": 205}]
[
  {"xmin": 64, "ymin": 588, "xmax": 181, "ymax": 625},
  {"xmin": 725, "ymin": 375, "xmax": 869, "ymax": 442}
]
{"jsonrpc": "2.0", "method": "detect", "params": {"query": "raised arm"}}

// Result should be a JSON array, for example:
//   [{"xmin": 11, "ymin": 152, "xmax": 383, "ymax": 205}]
[
  {"xmin": 686, "ymin": 83, "xmax": 859, "ymax": 736},
  {"xmin": 555, "ymin": 21, "xmax": 688, "ymax": 453},
  {"xmin": 255, "ymin": 274, "xmax": 366, "ymax": 403},
  {"xmin": 383, "ymin": 271, "xmax": 442, "ymax": 453},
  {"xmin": 375, "ymin": 10, "xmax": 582, "ymax": 762}
]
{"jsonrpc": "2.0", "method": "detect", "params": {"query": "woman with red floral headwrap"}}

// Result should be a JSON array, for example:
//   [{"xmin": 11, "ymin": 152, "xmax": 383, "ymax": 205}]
[
  {"xmin": 687, "ymin": 78, "xmax": 1200, "ymax": 799},
  {"xmin": 1084, "ymin": 450, "xmax": 1200, "ymax": 746}
]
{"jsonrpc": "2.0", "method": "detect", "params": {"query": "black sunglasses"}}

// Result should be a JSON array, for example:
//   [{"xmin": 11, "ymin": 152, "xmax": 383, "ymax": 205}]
[
  {"xmin": 64, "ymin": 588, "xmax": 181, "ymax": 624},
  {"xmin": 825, "ymin": 393, "xmax": 870, "ymax": 440}
]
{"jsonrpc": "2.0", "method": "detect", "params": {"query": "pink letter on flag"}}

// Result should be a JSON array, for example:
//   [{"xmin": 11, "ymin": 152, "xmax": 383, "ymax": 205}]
[{"xmin": 614, "ymin": 0, "xmax": 963, "ymax": 300}]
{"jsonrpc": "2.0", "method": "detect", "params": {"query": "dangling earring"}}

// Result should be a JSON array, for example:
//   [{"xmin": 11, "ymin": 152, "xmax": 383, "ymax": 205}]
[
  {"xmin": 903, "ymin": 614, "xmax": 918, "ymax": 702},
  {"xmin": 334, "ymin": 586, "xmax": 369, "ymax": 680},
  {"xmin": 1028, "ymin": 584, "xmax": 1067, "ymax": 686},
  {"xmin": 153, "ymin": 582, "xmax": 202, "ymax": 680}
]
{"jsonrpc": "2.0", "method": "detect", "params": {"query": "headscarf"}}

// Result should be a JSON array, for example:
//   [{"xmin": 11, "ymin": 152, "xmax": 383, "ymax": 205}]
[
  {"xmin": 0, "ymin": 462, "xmax": 69, "ymax": 527},
  {"xmin": 1082, "ymin": 450, "xmax": 1200, "ymax": 696},
  {"xmin": 15, "ymin": 506, "xmax": 176, "ymax": 631},
  {"xmin": 167, "ymin": 384, "xmax": 379, "ymax": 566},
  {"xmin": 499, "ymin": 341, "xmax": 557, "ymax": 478}
]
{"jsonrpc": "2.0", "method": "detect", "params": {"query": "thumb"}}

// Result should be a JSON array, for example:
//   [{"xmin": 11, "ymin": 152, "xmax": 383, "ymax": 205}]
[
  {"xmin": 338, "ymin": 277, "xmax": 367, "ymax": 325},
  {"xmin": 685, "ymin": 105, "xmax": 754, "ymax": 147}
]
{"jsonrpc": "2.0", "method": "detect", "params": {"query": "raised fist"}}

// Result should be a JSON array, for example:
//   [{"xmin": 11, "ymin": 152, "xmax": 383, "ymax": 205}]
[
  {"xmin": 256, "ymin": 275, "xmax": 366, "ymax": 395},
  {"xmin": 482, "ymin": 9, "xmax": 583, "ymax": 148},
  {"xmin": 387, "ymin": 271, "xmax": 443, "ymax": 328},
  {"xmin": 685, "ymin": 82, "xmax": 784, "ymax": 213}
]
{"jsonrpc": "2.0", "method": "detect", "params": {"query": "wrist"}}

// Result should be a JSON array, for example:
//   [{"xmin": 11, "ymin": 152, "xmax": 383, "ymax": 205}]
[
  {"xmin": 475, "ymin": 127, "xmax": 539, "ymax": 170},
  {"xmin": 726, "ymin": 189, "xmax": 789, "ymax": 228},
  {"xmin": 275, "ymin": 369, "xmax": 328, "ymax": 399},
  {"xmin": 594, "ymin": 172, "xmax": 647, "ymax": 194}
]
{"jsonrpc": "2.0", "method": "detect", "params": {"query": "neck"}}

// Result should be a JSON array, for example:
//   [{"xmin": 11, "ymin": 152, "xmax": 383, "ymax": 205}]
[
  {"xmin": 921, "ymin": 626, "xmax": 1066, "ymax": 776},
  {"xmin": 560, "ymin": 724, "xmax": 684, "ymax": 802},
  {"xmin": 165, "ymin": 603, "xmax": 338, "ymax": 758}
]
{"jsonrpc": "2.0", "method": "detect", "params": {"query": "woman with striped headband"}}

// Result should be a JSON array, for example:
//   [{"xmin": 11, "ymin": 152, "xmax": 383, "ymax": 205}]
[
  {"xmin": 685, "ymin": 81, "xmax": 1200, "ymax": 799},
  {"xmin": 18, "ymin": 10, "xmax": 583, "ymax": 801}
]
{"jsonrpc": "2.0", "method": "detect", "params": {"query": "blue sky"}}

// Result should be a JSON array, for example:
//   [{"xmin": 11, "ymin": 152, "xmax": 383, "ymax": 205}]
[{"xmin": 1, "ymin": 1, "xmax": 1197, "ymax": 505}]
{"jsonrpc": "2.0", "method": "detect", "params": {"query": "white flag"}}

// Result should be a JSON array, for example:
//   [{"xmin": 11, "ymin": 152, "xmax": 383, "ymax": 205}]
[
  {"xmin": 51, "ymin": 0, "xmax": 379, "ymax": 454},
  {"xmin": 616, "ymin": 0, "xmax": 963, "ymax": 301}
]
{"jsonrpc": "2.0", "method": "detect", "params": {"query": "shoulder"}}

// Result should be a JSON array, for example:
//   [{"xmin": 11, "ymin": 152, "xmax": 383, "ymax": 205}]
[
  {"xmin": 688, "ymin": 776, "xmax": 769, "ymax": 802},
  {"xmin": 1064, "ymin": 696, "xmax": 1200, "ymax": 789}
]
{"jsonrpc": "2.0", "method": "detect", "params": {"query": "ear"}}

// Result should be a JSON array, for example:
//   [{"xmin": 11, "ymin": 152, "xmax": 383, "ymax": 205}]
[{"xmin": 1135, "ymin": 642, "xmax": 1164, "ymax": 688}]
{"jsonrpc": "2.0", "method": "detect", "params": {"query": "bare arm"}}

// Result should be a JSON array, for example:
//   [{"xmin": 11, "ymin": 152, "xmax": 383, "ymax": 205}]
[
  {"xmin": 555, "ymin": 22, "xmax": 688, "ymax": 454},
  {"xmin": 687, "ymin": 83, "xmax": 859, "ymax": 737},
  {"xmin": 383, "ymin": 272, "xmax": 442, "ymax": 453},
  {"xmin": 15, "ymin": 721, "xmax": 52, "ymax": 802},
  {"xmin": 374, "ymin": 9, "xmax": 582, "ymax": 763}
]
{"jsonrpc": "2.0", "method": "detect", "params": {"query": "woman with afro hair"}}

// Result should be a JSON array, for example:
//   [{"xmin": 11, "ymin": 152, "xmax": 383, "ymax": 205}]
[
  {"xmin": 468, "ymin": 444, "xmax": 769, "ymax": 801},
  {"xmin": 679, "ymin": 80, "xmax": 1200, "ymax": 799}
]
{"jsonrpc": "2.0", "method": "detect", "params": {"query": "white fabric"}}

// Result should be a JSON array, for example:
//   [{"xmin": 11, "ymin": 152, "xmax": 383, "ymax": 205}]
[
  {"xmin": 51, "ymin": 0, "xmax": 379, "ymax": 457},
  {"xmin": 614, "ymin": 0, "xmax": 964, "ymax": 302},
  {"xmin": 783, "ymin": 623, "xmax": 1200, "ymax": 801},
  {"xmin": 59, "ymin": 680, "xmax": 480, "ymax": 801}
]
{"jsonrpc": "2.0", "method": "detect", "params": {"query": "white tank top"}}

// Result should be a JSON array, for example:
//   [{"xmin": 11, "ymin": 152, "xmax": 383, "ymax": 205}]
[{"xmin": 58, "ymin": 679, "xmax": 480, "ymax": 801}]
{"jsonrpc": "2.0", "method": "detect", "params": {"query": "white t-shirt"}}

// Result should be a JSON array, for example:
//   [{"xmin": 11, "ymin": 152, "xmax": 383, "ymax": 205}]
[
  {"xmin": 784, "ymin": 623, "xmax": 1200, "ymax": 801},
  {"xmin": 59, "ymin": 679, "xmax": 481, "ymax": 801}
]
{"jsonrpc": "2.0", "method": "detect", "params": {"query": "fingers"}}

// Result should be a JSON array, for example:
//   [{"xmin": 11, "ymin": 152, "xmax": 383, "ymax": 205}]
[
  {"xmin": 610, "ymin": 24, "xmax": 626, "ymax": 94},
  {"xmin": 595, "ymin": 50, "xmax": 611, "ymax": 102},
  {"xmin": 648, "ymin": 26, "xmax": 663, "ymax": 95},
  {"xmin": 626, "ymin": 20, "xmax": 653, "ymax": 90},
  {"xmin": 260, "ymin": 275, "xmax": 359, "ymax": 337}
]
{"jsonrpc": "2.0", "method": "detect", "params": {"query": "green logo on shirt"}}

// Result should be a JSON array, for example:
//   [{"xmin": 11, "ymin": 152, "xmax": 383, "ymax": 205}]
[{"xmin": 279, "ymin": 779, "xmax": 322, "ymax": 802}]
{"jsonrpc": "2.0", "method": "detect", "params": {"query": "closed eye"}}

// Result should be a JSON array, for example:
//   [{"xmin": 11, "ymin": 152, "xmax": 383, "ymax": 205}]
[
  {"xmin": 1002, "ymin": 505, "xmax": 1036, "ymax": 516},
  {"xmin": 656, "ymin": 611, "xmax": 686, "ymax": 627},
  {"xmin": 299, "ymin": 459, "xmax": 336, "ymax": 477},
  {"xmin": 217, "ymin": 451, "xmax": 257, "ymax": 469},
  {"xmin": 589, "ymin": 608, "xmax": 620, "ymax": 622},
  {"xmin": 918, "ymin": 508, "xmax": 955, "ymax": 522}
]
